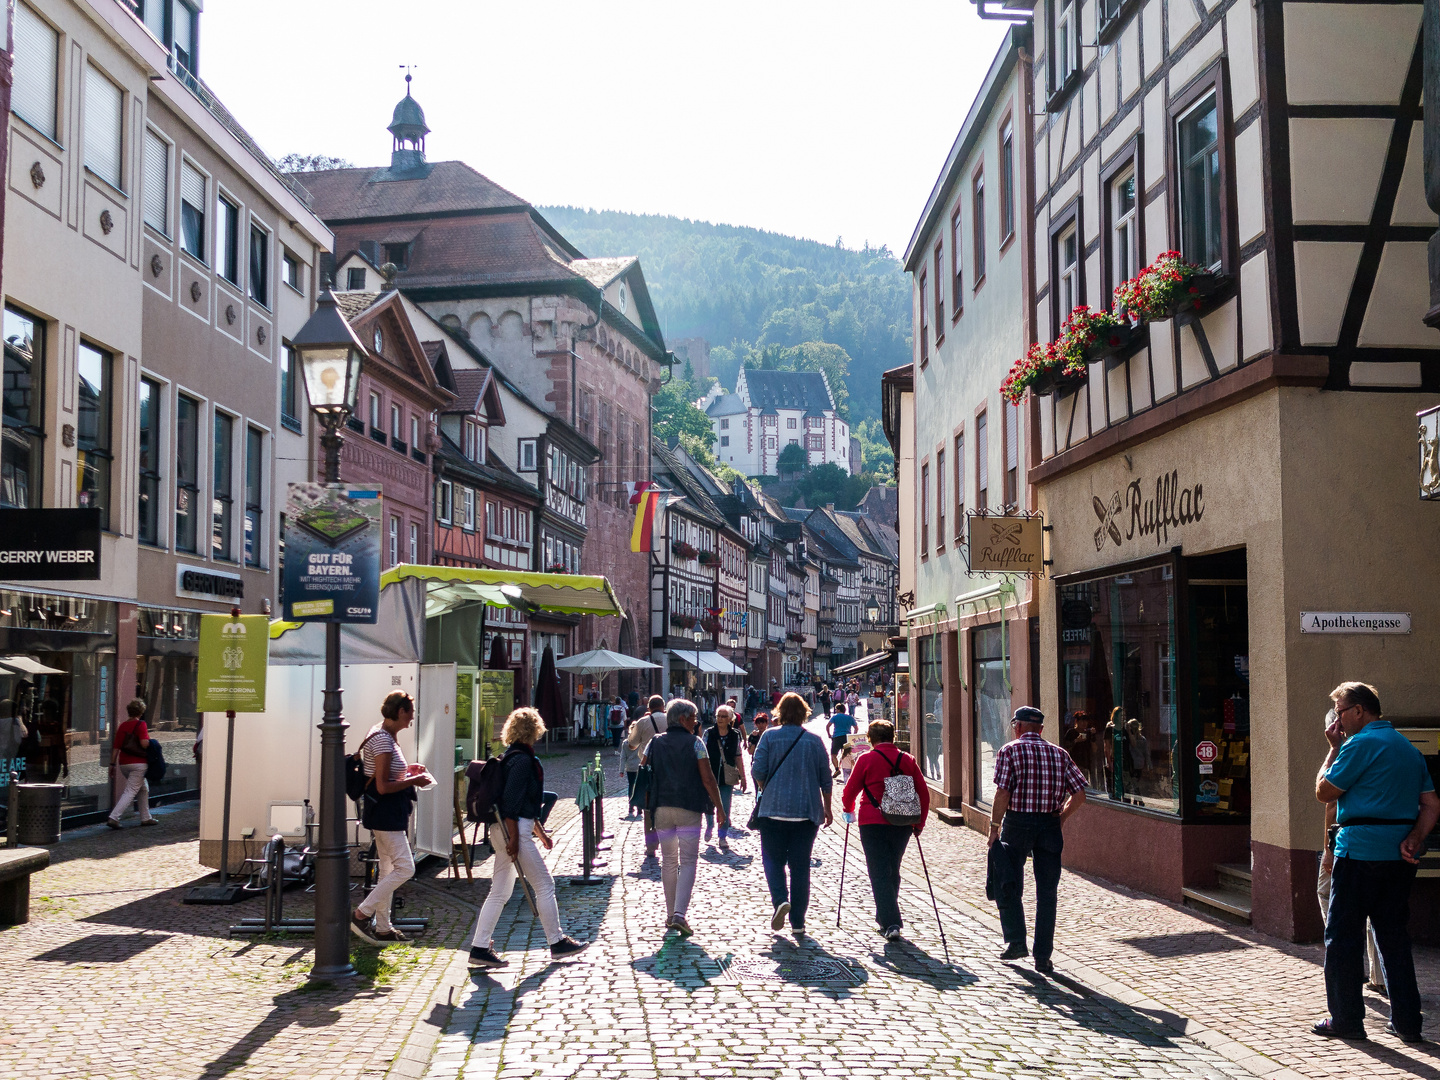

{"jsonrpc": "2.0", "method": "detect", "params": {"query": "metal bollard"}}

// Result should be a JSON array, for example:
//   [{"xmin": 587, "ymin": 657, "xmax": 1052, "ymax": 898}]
[{"xmin": 5, "ymin": 770, "xmax": 17, "ymax": 849}]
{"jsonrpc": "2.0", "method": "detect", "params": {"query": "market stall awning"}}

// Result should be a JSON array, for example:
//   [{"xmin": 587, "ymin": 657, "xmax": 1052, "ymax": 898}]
[
  {"xmin": 0, "ymin": 655, "xmax": 66, "ymax": 675},
  {"xmin": 668, "ymin": 650, "xmax": 746, "ymax": 676},
  {"xmin": 831, "ymin": 649, "xmax": 895, "ymax": 677},
  {"xmin": 555, "ymin": 648, "xmax": 660, "ymax": 675}
]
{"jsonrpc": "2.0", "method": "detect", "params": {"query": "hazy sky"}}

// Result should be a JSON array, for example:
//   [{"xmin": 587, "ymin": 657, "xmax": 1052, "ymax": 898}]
[{"xmin": 201, "ymin": 1, "xmax": 1010, "ymax": 257}]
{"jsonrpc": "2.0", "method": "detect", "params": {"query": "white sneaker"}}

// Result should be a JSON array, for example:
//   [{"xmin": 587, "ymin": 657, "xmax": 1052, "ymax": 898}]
[{"xmin": 771, "ymin": 902, "xmax": 791, "ymax": 931}]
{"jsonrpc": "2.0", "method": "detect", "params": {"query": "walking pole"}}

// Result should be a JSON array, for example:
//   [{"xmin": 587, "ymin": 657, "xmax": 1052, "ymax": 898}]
[
  {"xmin": 912, "ymin": 830, "xmax": 949, "ymax": 964},
  {"xmin": 492, "ymin": 814, "xmax": 540, "ymax": 918},
  {"xmin": 836, "ymin": 819, "xmax": 850, "ymax": 928}
]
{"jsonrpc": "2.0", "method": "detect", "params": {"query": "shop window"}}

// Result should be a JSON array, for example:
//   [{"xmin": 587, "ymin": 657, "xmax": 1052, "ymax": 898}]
[
  {"xmin": 973, "ymin": 624, "xmax": 1012, "ymax": 804},
  {"xmin": 76, "ymin": 343, "xmax": 113, "ymax": 531},
  {"xmin": 3, "ymin": 306, "xmax": 45, "ymax": 510},
  {"xmin": 13, "ymin": 5, "xmax": 59, "ymax": 141},
  {"xmin": 916, "ymin": 633, "xmax": 944, "ymax": 782},
  {"xmin": 244, "ymin": 426, "xmax": 263, "ymax": 567},
  {"xmin": 212, "ymin": 410, "xmax": 234, "ymax": 559},
  {"xmin": 138, "ymin": 377, "xmax": 162, "ymax": 545},
  {"xmin": 175, "ymin": 393, "xmax": 200, "ymax": 552},
  {"xmin": 1057, "ymin": 563, "xmax": 1180, "ymax": 814}
]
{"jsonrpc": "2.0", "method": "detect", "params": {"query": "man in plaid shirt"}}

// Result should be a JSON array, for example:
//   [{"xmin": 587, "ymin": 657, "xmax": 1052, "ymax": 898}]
[{"xmin": 988, "ymin": 706, "xmax": 1087, "ymax": 974}]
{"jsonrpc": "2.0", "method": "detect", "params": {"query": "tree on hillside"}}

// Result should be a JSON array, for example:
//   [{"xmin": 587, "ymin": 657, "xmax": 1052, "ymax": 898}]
[
  {"xmin": 653, "ymin": 370, "xmax": 715, "ymax": 448},
  {"xmin": 794, "ymin": 464, "xmax": 880, "ymax": 513},
  {"xmin": 776, "ymin": 442, "xmax": 807, "ymax": 477},
  {"xmin": 855, "ymin": 418, "xmax": 896, "ymax": 481},
  {"xmin": 276, "ymin": 153, "xmax": 354, "ymax": 172}
]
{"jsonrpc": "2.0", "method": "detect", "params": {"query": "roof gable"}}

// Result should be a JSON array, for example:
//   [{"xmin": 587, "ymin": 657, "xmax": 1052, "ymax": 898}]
[{"xmin": 738, "ymin": 369, "xmax": 835, "ymax": 413}]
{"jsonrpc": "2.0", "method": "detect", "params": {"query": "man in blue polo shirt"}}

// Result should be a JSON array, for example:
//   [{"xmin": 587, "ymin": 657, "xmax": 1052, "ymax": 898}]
[
  {"xmin": 1313, "ymin": 681, "xmax": 1440, "ymax": 1043},
  {"xmin": 826, "ymin": 704, "xmax": 859, "ymax": 778}
]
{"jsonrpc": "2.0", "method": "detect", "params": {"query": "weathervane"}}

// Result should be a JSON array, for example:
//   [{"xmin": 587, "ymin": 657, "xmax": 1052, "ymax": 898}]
[{"xmin": 399, "ymin": 63, "xmax": 418, "ymax": 93}]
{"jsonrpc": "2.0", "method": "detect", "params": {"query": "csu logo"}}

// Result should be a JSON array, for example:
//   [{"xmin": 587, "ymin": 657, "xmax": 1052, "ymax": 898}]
[{"xmin": 346, "ymin": 607, "xmax": 370, "ymax": 616}]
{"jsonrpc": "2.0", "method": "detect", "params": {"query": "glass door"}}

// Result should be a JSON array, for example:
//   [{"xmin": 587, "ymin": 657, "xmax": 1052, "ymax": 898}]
[{"xmin": 973, "ymin": 624, "xmax": 1011, "ymax": 804}]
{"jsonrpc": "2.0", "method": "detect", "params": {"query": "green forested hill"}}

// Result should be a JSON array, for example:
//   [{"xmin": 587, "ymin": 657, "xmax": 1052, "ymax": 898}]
[{"xmin": 538, "ymin": 207, "xmax": 913, "ymax": 424}]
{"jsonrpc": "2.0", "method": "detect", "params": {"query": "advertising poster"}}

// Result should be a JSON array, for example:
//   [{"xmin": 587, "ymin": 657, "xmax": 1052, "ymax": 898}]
[
  {"xmin": 455, "ymin": 670, "xmax": 475, "ymax": 741},
  {"xmin": 282, "ymin": 483, "xmax": 382, "ymax": 623},
  {"xmin": 196, "ymin": 614, "xmax": 270, "ymax": 713},
  {"xmin": 478, "ymin": 670, "xmax": 514, "ymax": 755}
]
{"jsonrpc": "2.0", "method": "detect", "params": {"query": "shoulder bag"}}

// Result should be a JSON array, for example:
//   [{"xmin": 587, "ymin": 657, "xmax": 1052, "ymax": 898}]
[
  {"xmin": 864, "ymin": 746, "xmax": 923, "ymax": 826},
  {"xmin": 711, "ymin": 728, "xmax": 741, "ymax": 787},
  {"xmin": 747, "ymin": 729, "xmax": 804, "ymax": 830}
]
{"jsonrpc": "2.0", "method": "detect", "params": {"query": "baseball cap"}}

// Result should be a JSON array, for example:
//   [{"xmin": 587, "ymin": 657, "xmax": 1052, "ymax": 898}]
[{"xmin": 1012, "ymin": 706, "xmax": 1045, "ymax": 726}]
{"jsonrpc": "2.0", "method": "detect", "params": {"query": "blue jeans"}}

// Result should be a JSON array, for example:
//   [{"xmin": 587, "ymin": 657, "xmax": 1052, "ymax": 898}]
[
  {"xmin": 995, "ymin": 812, "xmax": 1063, "ymax": 962},
  {"xmin": 758, "ymin": 818, "xmax": 818, "ymax": 927},
  {"xmin": 1325, "ymin": 857, "xmax": 1421, "ymax": 1034},
  {"xmin": 704, "ymin": 784, "xmax": 735, "ymax": 837}
]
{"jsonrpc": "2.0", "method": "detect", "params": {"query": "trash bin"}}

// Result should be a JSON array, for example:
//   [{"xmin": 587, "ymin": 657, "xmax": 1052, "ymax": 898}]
[{"xmin": 14, "ymin": 784, "xmax": 62, "ymax": 845}]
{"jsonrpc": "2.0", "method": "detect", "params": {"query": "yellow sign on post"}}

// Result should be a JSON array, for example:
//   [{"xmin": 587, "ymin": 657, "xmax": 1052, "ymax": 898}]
[
  {"xmin": 197, "ymin": 614, "xmax": 270, "ymax": 713},
  {"xmin": 477, "ymin": 670, "xmax": 514, "ymax": 756},
  {"xmin": 967, "ymin": 515, "xmax": 1045, "ymax": 576}
]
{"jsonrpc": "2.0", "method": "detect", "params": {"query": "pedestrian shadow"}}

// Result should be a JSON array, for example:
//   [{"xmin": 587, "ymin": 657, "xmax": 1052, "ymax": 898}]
[
  {"xmin": 32, "ymin": 930, "xmax": 173, "ymax": 963},
  {"xmin": 457, "ymin": 966, "xmax": 559, "ymax": 1040},
  {"xmin": 1010, "ymin": 967, "xmax": 1189, "ymax": 1047},
  {"xmin": 1118, "ymin": 930, "xmax": 1251, "ymax": 957},
  {"xmin": 198, "ymin": 978, "xmax": 391, "ymax": 1078},
  {"xmin": 699, "ymin": 846, "xmax": 754, "ymax": 869},
  {"xmin": 865, "ymin": 938, "xmax": 976, "ymax": 988},
  {"xmin": 631, "ymin": 934, "xmax": 726, "ymax": 986},
  {"xmin": 743, "ymin": 934, "xmax": 868, "ymax": 1000}
]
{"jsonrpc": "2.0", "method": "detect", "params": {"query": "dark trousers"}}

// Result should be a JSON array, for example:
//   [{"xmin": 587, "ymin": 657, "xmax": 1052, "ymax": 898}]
[
  {"xmin": 1325, "ymin": 856, "xmax": 1422, "ymax": 1034},
  {"xmin": 626, "ymin": 771, "xmax": 638, "ymax": 807},
  {"xmin": 539, "ymin": 791, "xmax": 557, "ymax": 826},
  {"xmin": 758, "ymin": 818, "xmax": 819, "ymax": 927},
  {"xmin": 859, "ymin": 823, "xmax": 912, "ymax": 929},
  {"xmin": 610, "ymin": 726, "xmax": 625, "ymax": 748},
  {"xmin": 996, "ymin": 811, "xmax": 1063, "ymax": 962}
]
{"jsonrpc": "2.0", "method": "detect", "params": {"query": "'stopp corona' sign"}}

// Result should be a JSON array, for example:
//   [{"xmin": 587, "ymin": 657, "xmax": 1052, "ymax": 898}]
[{"xmin": 967, "ymin": 515, "xmax": 1045, "ymax": 576}]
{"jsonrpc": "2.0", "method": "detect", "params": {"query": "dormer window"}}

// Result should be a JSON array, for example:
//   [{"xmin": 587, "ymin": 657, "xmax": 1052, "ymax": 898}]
[
  {"xmin": 347, "ymin": 267, "xmax": 366, "ymax": 290},
  {"xmin": 383, "ymin": 242, "xmax": 410, "ymax": 270}
]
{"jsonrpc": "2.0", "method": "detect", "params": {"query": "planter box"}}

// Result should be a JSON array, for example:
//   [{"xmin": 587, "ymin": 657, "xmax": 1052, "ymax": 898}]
[
  {"xmin": 1030, "ymin": 365, "xmax": 1089, "ymax": 398},
  {"xmin": 1084, "ymin": 322, "xmax": 1141, "ymax": 369},
  {"xmin": 1164, "ymin": 272, "xmax": 1230, "ymax": 324}
]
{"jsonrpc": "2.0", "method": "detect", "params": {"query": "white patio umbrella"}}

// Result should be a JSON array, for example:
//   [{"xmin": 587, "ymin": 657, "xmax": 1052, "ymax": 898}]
[{"xmin": 554, "ymin": 649, "xmax": 660, "ymax": 675}]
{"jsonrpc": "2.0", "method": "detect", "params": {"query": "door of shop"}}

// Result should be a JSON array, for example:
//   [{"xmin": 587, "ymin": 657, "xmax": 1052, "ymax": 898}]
[
  {"xmin": 973, "ymin": 624, "xmax": 1011, "ymax": 805},
  {"xmin": 1184, "ymin": 551, "xmax": 1251, "ymax": 823}
]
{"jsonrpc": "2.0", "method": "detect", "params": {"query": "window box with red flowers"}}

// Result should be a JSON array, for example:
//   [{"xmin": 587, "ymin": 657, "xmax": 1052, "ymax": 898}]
[
  {"xmin": 546, "ymin": 563, "xmax": 569, "ymax": 574},
  {"xmin": 1113, "ymin": 251, "xmax": 1228, "ymax": 325},
  {"xmin": 671, "ymin": 540, "xmax": 698, "ymax": 560},
  {"xmin": 696, "ymin": 550, "xmax": 719, "ymax": 567},
  {"xmin": 700, "ymin": 617, "xmax": 722, "ymax": 634},
  {"xmin": 670, "ymin": 612, "xmax": 698, "ymax": 630},
  {"xmin": 786, "ymin": 630, "xmax": 807, "ymax": 643},
  {"xmin": 1001, "ymin": 340, "xmax": 1088, "ymax": 404}
]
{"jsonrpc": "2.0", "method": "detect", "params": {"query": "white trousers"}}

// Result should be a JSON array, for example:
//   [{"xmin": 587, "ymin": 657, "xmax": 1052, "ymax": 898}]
[
  {"xmin": 358, "ymin": 829, "xmax": 415, "ymax": 932},
  {"xmin": 109, "ymin": 763, "xmax": 152, "ymax": 823},
  {"xmin": 471, "ymin": 819, "xmax": 562, "ymax": 948}
]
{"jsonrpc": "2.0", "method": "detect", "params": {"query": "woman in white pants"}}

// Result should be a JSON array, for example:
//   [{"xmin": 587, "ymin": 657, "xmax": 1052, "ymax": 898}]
[
  {"xmin": 107, "ymin": 699, "xmax": 156, "ymax": 828},
  {"xmin": 352, "ymin": 692, "xmax": 431, "ymax": 944},
  {"xmin": 469, "ymin": 708, "xmax": 589, "ymax": 967}
]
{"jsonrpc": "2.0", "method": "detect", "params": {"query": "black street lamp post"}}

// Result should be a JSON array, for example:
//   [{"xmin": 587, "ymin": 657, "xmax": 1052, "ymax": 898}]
[{"xmin": 293, "ymin": 289, "xmax": 367, "ymax": 983}]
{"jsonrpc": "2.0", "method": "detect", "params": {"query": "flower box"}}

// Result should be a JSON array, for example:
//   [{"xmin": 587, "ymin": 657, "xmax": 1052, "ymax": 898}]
[
  {"xmin": 1084, "ymin": 321, "xmax": 1141, "ymax": 369},
  {"xmin": 671, "ymin": 540, "xmax": 698, "ymax": 559},
  {"xmin": 670, "ymin": 612, "xmax": 698, "ymax": 630},
  {"xmin": 697, "ymin": 550, "xmax": 719, "ymax": 567},
  {"xmin": 1113, "ymin": 252, "xmax": 1229, "ymax": 324},
  {"xmin": 1029, "ymin": 365, "xmax": 1089, "ymax": 398}
]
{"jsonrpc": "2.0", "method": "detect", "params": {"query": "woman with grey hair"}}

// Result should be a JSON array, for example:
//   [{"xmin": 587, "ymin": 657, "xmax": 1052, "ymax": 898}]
[{"xmin": 469, "ymin": 707, "xmax": 589, "ymax": 967}]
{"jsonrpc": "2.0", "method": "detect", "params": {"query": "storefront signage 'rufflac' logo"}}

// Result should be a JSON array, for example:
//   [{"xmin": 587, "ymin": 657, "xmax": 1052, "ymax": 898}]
[
  {"xmin": 967, "ymin": 515, "xmax": 1045, "ymax": 575},
  {"xmin": 1095, "ymin": 471, "xmax": 1205, "ymax": 549}
]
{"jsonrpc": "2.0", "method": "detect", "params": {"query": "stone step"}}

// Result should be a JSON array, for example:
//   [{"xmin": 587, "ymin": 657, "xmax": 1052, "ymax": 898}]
[
  {"xmin": 1215, "ymin": 862, "xmax": 1252, "ymax": 894},
  {"xmin": 1181, "ymin": 883, "xmax": 1253, "ymax": 926}
]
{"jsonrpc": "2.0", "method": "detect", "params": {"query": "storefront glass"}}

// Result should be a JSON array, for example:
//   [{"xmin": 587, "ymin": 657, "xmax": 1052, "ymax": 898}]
[
  {"xmin": 973, "ymin": 624, "xmax": 1012, "ymax": 805},
  {"xmin": 916, "ymin": 633, "xmax": 944, "ymax": 782},
  {"xmin": 1058, "ymin": 565, "xmax": 1180, "ymax": 815},
  {"xmin": 136, "ymin": 607, "xmax": 201, "ymax": 803},
  {"xmin": 1188, "ymin": 580, "xmax": 1250, "ymax": 817}
]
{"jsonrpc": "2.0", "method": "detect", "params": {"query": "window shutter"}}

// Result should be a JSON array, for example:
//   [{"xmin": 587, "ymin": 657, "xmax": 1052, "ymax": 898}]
[
  {"xmin": 181, "ymin": 159, "xmax": 205, "ymax": 211},
  {"xmin": 977, "ymin": 415, "xmax": 989, "ymax": 493},
  {"xmin": 84, "ymin": 65, "xmax": 124, "ymax": 189},
  {"xmin": 14, "ymin": 5, "xmax": 58, "ymax": 139},
  {"xmin": 142, "ymin": 129, "xmax": 168, "ymax": 233}
]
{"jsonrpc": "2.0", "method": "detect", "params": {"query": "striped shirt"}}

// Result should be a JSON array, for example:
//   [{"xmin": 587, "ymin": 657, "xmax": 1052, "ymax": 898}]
[
  {"xmin": 360, "ymin": 725, "xmax": 407, "ymax": 781},
  {"xmin": 992, "ymin": 732, "xmax": 1086, "ymax": 814}
]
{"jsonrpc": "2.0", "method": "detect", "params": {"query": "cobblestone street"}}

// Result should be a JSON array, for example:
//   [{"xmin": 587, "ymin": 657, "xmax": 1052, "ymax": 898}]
[{"xmin": 3, "ymin": 738, "xmax": 1440, "ymax": 1080}]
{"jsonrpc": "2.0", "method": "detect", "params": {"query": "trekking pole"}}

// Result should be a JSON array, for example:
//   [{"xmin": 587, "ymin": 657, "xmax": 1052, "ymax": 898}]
[
  {"xmin": 912, "ymin": 830, "xmax": 949, "ymax": 964},
  {"xmin": 836, "ymin": 819, "xmax": 851, "ymax": 928},
  {"xmin": 492, "ymin": 814, "xmax": 540, "ymax": 918}
]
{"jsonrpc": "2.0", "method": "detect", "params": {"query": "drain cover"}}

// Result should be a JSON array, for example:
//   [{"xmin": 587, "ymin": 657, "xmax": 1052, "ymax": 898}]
[{"xmin": 718, "ymin": 954, "xmax": 862, "ymax": 986}]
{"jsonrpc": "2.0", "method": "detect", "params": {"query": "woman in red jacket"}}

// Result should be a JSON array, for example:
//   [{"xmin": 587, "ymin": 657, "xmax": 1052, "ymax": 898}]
[{"xmin": 841, "ymin": 719, "xmax": 930, "ymax": 940}]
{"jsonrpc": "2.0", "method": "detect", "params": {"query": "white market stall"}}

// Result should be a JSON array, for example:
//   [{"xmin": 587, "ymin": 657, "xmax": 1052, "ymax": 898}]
[{"xmin": 198, "ymin": 565, "xmax": 622, "ymax": 872}]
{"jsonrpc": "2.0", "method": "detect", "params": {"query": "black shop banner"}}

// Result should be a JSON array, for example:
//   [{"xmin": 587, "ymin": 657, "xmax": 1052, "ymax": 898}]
[{"xmin": 0, "ymin": 508, "xmax": 102, "ymax": 580}]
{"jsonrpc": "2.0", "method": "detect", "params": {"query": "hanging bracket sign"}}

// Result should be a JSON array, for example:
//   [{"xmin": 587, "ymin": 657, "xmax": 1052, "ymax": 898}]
[{"xmin": 965, "ymin": 513, "xmax": 1045, "ymax": 576}]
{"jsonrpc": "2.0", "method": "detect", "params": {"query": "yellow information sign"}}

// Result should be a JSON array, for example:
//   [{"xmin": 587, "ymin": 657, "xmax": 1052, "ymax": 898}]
[{"xmin": 197, "ymin": 614, "xmax": 270, "ymax": 713}]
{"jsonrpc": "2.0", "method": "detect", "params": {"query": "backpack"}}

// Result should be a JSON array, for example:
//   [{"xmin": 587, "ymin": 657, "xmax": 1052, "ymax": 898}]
[
  {"xmin": 464, "ymin": 755, "xmax": 506, "ymax": 824},
  {"xmin": 344, "ymin": 731, "xmax": 383, "ymax": 802},
  {"xmin": 145, "ymin": 737, "xmax": 167, "ymax": 784},
  {"xmin": 864, "ymin": 747, "xmax": 923, "ymax": 826}
]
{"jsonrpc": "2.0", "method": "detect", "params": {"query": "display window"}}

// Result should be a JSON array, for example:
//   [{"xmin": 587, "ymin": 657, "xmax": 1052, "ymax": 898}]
[
  {"xmin": 973, "ymin": 623, "xmax": 1012, "ymax": 805},
  {"xmin": 916, "ymin": 633, "xmax": 944, "ymax": 783}
]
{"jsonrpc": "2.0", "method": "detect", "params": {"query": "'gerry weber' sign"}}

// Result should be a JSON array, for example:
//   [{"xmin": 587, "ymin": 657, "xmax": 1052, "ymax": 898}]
[
  {"xmin": 967, "ymin": 516, "xmax": 1045, "ymax": 575},
  {"xmin": 0, "ymin": 508, "xmax": 101, "ymax": 579},
  {"xmin": 1093, "ymin": 471, "xmax": 1204, "ymax": 551},
  {"xmin": 1300, "ymin": 612, "xmax": 1411, "ymax": 635}
]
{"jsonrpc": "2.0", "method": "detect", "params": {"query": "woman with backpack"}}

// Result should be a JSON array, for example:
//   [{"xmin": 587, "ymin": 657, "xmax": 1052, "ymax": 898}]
[
  {"xmin": 749, "ymin": 692, "xmax": 832, "ymax": 935},
  {"xmin": 469, "ymin": 707, "xmax": 589, "ymax": 967},
  {"xmin": 352, "ymin": 692, "xmax": 432, "ymax": 944},
  {"xmin": 840, "ymin": 718, "xmax": 930, "ymax": 941},
  {"xmin": 106, "ymin": 698, "xmax": 156, "ymax": 829}
]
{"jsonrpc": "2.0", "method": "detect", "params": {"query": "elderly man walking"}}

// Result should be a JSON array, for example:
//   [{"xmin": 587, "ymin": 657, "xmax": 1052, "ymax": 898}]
[
  {"xmin": 1313, "ymin": 681, "xmax": 1439, "ymax": 1043},
  {"xmin": 988, "ymin": 706, "xmax": 1087, "ymax": 974}
]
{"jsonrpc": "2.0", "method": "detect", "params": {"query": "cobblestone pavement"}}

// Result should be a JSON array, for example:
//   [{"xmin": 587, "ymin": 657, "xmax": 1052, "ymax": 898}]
[{"xmin": 0, "ymin": 745, "xmax": 602, "ymax": 1080}]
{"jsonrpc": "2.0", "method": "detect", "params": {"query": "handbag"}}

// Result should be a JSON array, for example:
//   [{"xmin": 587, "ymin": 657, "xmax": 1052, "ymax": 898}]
[
  {"xmin": 864, "ymin": 747, "xmax": 923, "ymax": 826},
  {"xmin": 747, "ymin": 728, "xmax": 804, "ymax": 830},
  {"xmin": 712, "ymin": 728, "xmax": 741, "ymax": 787}
]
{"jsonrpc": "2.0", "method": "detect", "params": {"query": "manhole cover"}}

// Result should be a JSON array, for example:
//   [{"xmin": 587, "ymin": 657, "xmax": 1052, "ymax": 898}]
[{"xmin": 718, "ymin": 954, "xmax": 862, "ymax": 985}]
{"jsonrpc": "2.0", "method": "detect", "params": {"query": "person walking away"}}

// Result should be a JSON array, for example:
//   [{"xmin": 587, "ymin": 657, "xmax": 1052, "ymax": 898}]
[
  {"xmin": 842, "ymin": 719, "xmax": 930, "ymax": 940},
  {"xmin": 629, "ymin": 694, "xmax": 669, "ymax": 858},
  {"xmin": 747, "ymin": 712, "xmax": 770, "ymax": 756},
  {"xmin": 827, "ymin": 704, "xmax": 859, "ymax": 778},
  {"xmin": 1313, "ymin": 681, "xmax": 1439, "ymax": 1042},
  {"xmin": 704, "ymin": 705, "xmax": 747, "ymax": 847},
  {"xmin": 644, "ymin": 698, "xmax": 727, "ymax": 936},
  {"xmin": 619, "ymin": 725, "xmax": 643, "ymax": 817},
  {"xmin": 750, "ymin": 692, "xmax": 832, "ymax": 935},
  {"xmin": 608, "ymin": 696, "xmax": 628, "ymax": 750},
  {"xmin": 107, "ymin": 699, "xmax": 157, "ymax": 829},
  {"xmin": 988, "ymin": 706, "xmax": 1087, "ymax": 973},
  {"xmin": 352, "ymin": 692, "xmax": 432, "ymax": 943},
  {"xmin": 818, "ymin": 684, "xmax": 832, "ymax": 719},
  {"xmin": 469, "ymin": 707, "xmax": 590, "ymax": 967}
]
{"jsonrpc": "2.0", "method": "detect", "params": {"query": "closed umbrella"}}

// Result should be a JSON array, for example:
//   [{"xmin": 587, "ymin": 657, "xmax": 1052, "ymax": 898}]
[
  {"xmin": 534, "ymin": 645, "xmax": 563, "ymax": 737},
  {"xmin": 488, "ymin": 634, "xmax": 509, "ymax": 672}
]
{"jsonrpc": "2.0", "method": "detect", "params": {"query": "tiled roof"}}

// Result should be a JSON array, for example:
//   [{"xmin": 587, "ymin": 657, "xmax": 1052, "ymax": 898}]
[
  {"xmin": 334, "ymin": 291, "xmax": 383, "ymax": 320},
  {"xmin": 569, "ymin": 257, "xmax": 635, "ymax": 288},
  {"xmin": 652, "ymin": 440, "xmax": 727, "ymax": 527},
  {"xmin": 706, "ymin": 394, "xmax": 745, "ymax": 417},
  {"xmin": 447, "ymin": 369, "xmax": 489, "ymax": 413},
  {"xmin": 741, "ymin": 370, "xmax": 834, "ymax": 413},
  {"xmin": 435, "ymin": 432, "xmax": 539, "ymax": 501},
  {"xmin": 293, "ymin": 160, "xmax": 531, "ymax": 221}
]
